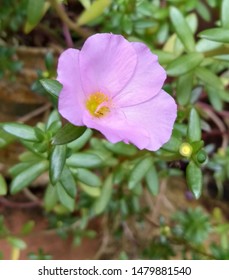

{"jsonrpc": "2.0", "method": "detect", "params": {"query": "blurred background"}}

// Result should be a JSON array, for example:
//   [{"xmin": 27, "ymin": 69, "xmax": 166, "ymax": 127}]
[{"xmin": 0, "ymin": 0, "xmax": 229, "ymax": 260}]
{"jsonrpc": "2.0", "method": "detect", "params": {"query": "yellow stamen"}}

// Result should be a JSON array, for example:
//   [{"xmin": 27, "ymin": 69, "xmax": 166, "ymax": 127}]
[
  {"xmin": 179, "ymin": 142, "xmax": 193, "ymax": 157},
  {"xmin": 86, "ymin": 92, "xmax": 110, "ymax": 118}
]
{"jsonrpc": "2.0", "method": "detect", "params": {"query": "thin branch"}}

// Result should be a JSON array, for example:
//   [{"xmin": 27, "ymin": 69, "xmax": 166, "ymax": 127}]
[
  {"xmin": 48, "ymin": 0, "xmax": 93, "ymax": 39},
  {"xmin": 17, "ymin": 103, "xmax": 52, "ymax": 123}
]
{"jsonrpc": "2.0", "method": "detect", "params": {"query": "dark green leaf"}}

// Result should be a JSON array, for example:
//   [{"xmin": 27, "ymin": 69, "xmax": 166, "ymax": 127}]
[
  {"xmin": 93, "ymin": 175, "xmax": 113, "ymax": 215},
  {"xmin": 60, "ymin": 167, "xmax": 77, "ymax": 198},
  {"xmin": 145, "ymin": 165, "xmax": 159, "ymax": 196},
  {"xmin": 198, "ymin": 28, "xmax": 229, "ymax": 43},
  {"xmin": 52, "ymin": 123, "xmax": 87, "ymax": 145},
  {"xmin": 186, "ymin": 160, "xmax": 202, "ymax": 199},
  {"xmin": 10, "ymin": 161, "xmax": 48, "ymax": 194},
  {"xmin": 40, "ymin": 79, "xmax": 62, "ymax": 100},
  {"xmin": 24, "ymin": 0, "xmax": 45, "ymax": 33},
  {"xmin": 166, "ymin": 53, "xmax": 203, "ymax": 77},
  {"xmin": 56, "ymin": 182, "xmax": 75, "ymax": 212},
  {"xmin": 176, "ymin": 71, "xmax": 194, "ymax": 105},
  {"xmin": 162, "ymin": 135, "xmax": 182, "ymax": 152},
  {"xmin": 188, "ymin": 108, "xmax": 201, "ymax": 142},
  {"xmin": 169, "ymin": 7, "xmax": 195, "ymax": 52},
  {"xmin": 128, "ymin": 157, "xmax": 152, "ymax": 189},
  {"xmin": 0, "ymin": 174, "xmax": 7, "ymax": 196},
  {"xmin": 49, "ymin": 145, "xmax": 67, "ymax": 185},
  {"xmin": 221, "ymin": 0, "xmax": 229, "ymax": 28},
  {"xmin": 67, "ymin": 152, "xmax": 103, "ymax": 168},
  {"xmin": 67, "ymin": 128, "xmax": 92, "ymax": 151},
  {"xmin": 2, "ymin": 123, "xmax": 37, "ymax": 142}
]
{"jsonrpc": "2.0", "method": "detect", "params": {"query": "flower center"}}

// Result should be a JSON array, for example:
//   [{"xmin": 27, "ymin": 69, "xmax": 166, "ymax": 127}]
[{"xmin": 86, "ymin": 92, "xmax": 110, "ymax": 118}]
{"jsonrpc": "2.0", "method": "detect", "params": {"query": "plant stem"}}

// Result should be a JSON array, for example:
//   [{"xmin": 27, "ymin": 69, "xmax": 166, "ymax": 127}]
[{"xmin": 48, "ymin": 0, "xmax": 92, "ymax": 39}]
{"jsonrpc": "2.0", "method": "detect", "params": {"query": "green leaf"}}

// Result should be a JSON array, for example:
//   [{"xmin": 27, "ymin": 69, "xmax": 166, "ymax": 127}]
[
  {"xmin": 49, "ymin": 145, "xmax": 67, "ymax": 185},
  {"xmin": 67, "ymin": 128, "xmax": 92, "ymax": 151},
  {"xmin": 24, "ymin": 0, "xmax": 45, "ymax": 33},
  {"xmin": 77, "ymin": 0, "xmax": 111, "ymax": 26},
  {"xmin": 0, "ymin": 174, "xmax": 7, "ymax": 196},
  {"xmin": 7, "ymin": 237, "xmax": 27, "ymax": 250},
  {"xmin": 93, "ymin": 175, "xmax": 113, "ymax": 215},
  {"xmin": 9, "ymin": 162, "xmax": 33, "ymax": 177},
  {"xmin": 67, "ymin": 152, "xmax": 103, "ymax": 168},
  {"xmin": 206, "ymin": 86, "xmax": 223, "ymax": 111},
  {"xmin": 176, "ymin": 71, "xmax": 194, "ymax": 105},
  {"xmin": 169, "ymin": 7, "xmax": 195, "ymax": 52},
  {"xmin": 188, "ymin": 108, "xmax": 201, "ymax": 142},
  {"xmin": 52, "ymin": 123, "xmax": 87, "ymax": 145},
  {"xmin": 145, "ymin": 165, "xmax": 159, "ymax": 196},
  {"xmin": 0, "ymin": 128, "xmax": 15, "ymax": 148},
  {"xmin": 75, "ymin": 168, "xmax": 101, "ymax": 187},
  {"xmin": 10, "ymin": 161, "xmax": 49, "ymax": 194},
  {"xmin": 79, "ymin": 182, "xmax": 101, "ymax": 197},
  {"xmin": 196, "ymin": 67, "xmax": 224, "ymax": 90},
  {"xmin": 60, "ymin": 167, "xmax": 77, "ymax": 198},
  {"xmin": 44, "ymin": 184, "xmax": 58, "ymax": 212},
  {"xmin": 104, "ymin": 141, "xmax": 137, "ymax": 156},
  {"xmin": 21, "ymin": 221, "xmax": 35, "ymax": 235},
  {"xmin": 196, "ymin": 39, "xmax": 223, "ymax": 53},
  {"xmin": 56, "ymin": 182, "xmax": 75, "ymax": 212},
  {"xmin": 46, "ymin": 110, "xmax": 61, "ymax": 130},
  {"xmin": 186, "ymin": 160, "xmax": 202, "ymax": 199},
  {"xmin": 162, "ymin": 134, "xmax": 182, "ymax": 153},
  {"xmin": 40, "ymin": 79, "xmax": 62, "ymax": 100},
  {"xmin": 198, "ymin": 28, "xmax": 229, "ymax": 43},
  {"xmin": 128, "ymin": 157, "xmax": 152, "ymax": 190},
  {"xmin": 221, "ymin": 0, "xmax": 229, "ymax": 28},
  {"xmin": 1, "ymin": 123, "xmax": 37, "ymax": 142},
  {"xmin": 153, "ymin": 50, "xmax": 176, "ymax": 65},
  {"xmin": 166, "ymin": 53, "xmax": 203, "ymax": 77}
]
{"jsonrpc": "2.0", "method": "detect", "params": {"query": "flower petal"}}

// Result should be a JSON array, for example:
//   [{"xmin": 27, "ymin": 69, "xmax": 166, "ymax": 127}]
[
  {"xmin": 57, "ymin": 49, "xmax": 85, "ymax": 126},
  {"xmin": 79, "ymin": 33, "xmax": 137, "ymax": 97},
  {"xmin": 121, "ymin": 90, "xmax": 177, "ymax": 151},
  {"xmin": 114, "ymin": 42, "xmax": 166, "ymax": 107},
  {"xmin": 82, "ymin": 110, "xmax": 150, "ymax": 150}
]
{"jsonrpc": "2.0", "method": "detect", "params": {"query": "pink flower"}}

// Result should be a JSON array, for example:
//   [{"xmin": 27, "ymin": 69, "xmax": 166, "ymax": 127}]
[{"xmin": 57, "ymin": 33, "xmax": 177, "ymax": 151}]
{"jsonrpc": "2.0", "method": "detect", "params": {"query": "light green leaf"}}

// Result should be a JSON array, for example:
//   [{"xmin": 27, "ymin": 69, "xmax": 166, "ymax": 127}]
[
  {"xmin": 10, "ymin": 161, "xmax": 49, "ymax": 194},
  {"xmin": 188, "ymin": 108, "xmax": 201, "ymax": 142},
  {"xmin": 79, "ymin": 182, "xmax": 101, "ymax": 197},
  {"xmin": 162, "ymin": 135, "xmax": 182, "ymax": 152},
  {"xmin": 44, "ymin": 184, "xmax": 58, "ymax": 212},
  {"xmin": 21, "ymin": 220, "xmax": 35, "ymax": 235},
  {"xmin": 169, "ymin": 6, "xmax": 195, "ymax": 52},
  {"xmin": 104, "ymin": 141, "xmax": 137, "ymax": 156},
  {"xmin": 49, "ymin": 145, "xmax": 67, "ymax": 185},
  {"xmin": 153, "ymin": 50, "xmax": 176, "ymax": 64},
  {"xmin": 128, "ymin": 157, "xmax": 152, "ymax": 189},
  {"xmin": 56, "ymin": 182, "xmax": 75, "ymax": 212},
  {"xmin": 52, "ymin": 123, "xmax": 87, "ymax": 145},
  {"xmin": 77, "ymin": 0, "xmax": 111, "ymax": 26},
  {"xmin": 0, "ymin": 174, "xmax": 7, "ymax": 196},
  {"xmin": 198, "ymin": 28, "xmax": 229, "ymax": 43},
  {"xmin": 206, "ymin": 86, "xmax": 223, "ymax": 111},
  {"xmin": 176, "ymin": 71, "xmax": 194, "ymax": 105},
  {"xmin": 93, "ymin": 175, "xmax": 113, "ymax": 215},
  {"xmin": 145, "ymin": 165, "xmax": 159, "ymax": 196},
  {"xmin": 2, "ymin": 123, "xmax": 37, "ymax": 142},
  {"xmin": 196, "ymin": 67, "xmax": 224, "ymax": 90},
  {"xmin": 75, "ymin": 168, "xmax": 101, "ymax": 187},
  {"xmin": 221, "ymin": 0, "xmax": 229, "ymax": 28},
  {"xmin": 7, "ymin": 237, "xmax": 27, "ymax": 250},
  {"xmin": 166, "ymin": 53, "xmax": 203, "ymax": 77},
  {"xmin": 67, "ymin": 152, "xmax": 103, "ymax": 168},
  {"xmin": 186, "ymin": 160, "xmax": 202, "ymax": 199}
]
